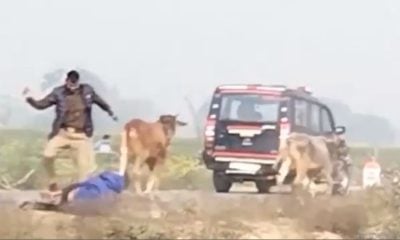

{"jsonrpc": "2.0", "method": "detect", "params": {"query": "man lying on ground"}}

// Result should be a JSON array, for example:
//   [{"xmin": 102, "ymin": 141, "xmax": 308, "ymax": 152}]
[
  {"xmin": 43, "ymin": 170, "xmax": 125, "ymax": 203},
  {"xmin": 20, "ymin": 169, "xmax": 127, "ymax": 214}
]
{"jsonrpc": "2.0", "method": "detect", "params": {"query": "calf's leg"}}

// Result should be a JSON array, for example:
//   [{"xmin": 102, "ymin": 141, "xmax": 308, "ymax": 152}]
[
  {"xmin": 292, "ymin": 159, "xmax": 307, "ymax": 188},
  {"xmin": 321, "ymin": 167, "xmax": 334, "ymax": 196},
  {"xmin": 276, "ymin": 157, "xmax": 291, "ymax": 186},
  {"xmin": 119, "ymin": 144, "xmax": 129, "ymax": 176},
  {"xmin": 131, "ymin": 154, "xmax": 148, "ymax": 196},
  {"xmin": 144, "ymin": 158, "xmax": 163, "ymax": 194}
]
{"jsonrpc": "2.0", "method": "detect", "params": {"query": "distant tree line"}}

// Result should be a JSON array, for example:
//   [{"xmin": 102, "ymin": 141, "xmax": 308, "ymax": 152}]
[{"xmin": 320, "ymin": 98, "xmax": 396, "ymax": 146}]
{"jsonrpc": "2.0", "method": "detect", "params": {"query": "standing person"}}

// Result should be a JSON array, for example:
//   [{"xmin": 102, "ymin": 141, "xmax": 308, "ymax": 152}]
[{"xmin": 23, "ymin": 70, "xmax": 118, "ymax": 190}]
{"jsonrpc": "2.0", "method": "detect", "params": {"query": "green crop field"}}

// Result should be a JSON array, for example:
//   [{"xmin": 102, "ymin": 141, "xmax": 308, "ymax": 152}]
[
  {"xmin": 0, "ymin": 129, "xmax": 211, "ymax": 190},
  {"xmin": 0, "ymin": 129, "xmax": 398, "ymax": 190}
]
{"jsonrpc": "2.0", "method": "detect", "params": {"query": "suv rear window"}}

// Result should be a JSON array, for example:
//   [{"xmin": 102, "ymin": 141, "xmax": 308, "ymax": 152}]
[{"xmin": 218, "ymin": 94, "xmax": 281, "ymax": 123}]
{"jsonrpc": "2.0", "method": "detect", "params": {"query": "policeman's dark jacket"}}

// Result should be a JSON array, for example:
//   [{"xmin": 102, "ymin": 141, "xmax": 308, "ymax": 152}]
[{"xmin": 26, "ymin": 84, "xmax": 114, "ymax": 139}]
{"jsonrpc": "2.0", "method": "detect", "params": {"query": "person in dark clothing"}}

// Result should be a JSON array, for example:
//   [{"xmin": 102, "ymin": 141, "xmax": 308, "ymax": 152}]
[
  {"xmin": 23, "ymin": 70, "xmax": 118, "ymax": 189},
  {"xmin": 38, "ymin": 170, "xmax": 125, "ymax": 206}
]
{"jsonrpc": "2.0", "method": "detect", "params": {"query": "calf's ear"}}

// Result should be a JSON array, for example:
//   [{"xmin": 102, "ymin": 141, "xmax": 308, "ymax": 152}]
[{"xmin": 176, "ymin": 120, "xmax": 187, "ymax": 126}]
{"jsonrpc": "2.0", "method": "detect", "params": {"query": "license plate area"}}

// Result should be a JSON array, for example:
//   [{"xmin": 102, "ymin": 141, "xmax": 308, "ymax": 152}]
[
  {"xmin": 215, "ymin": 122, "xmax": 280, "ymax": 153},
  {"xmin": 227, "ymin": 162, "xmax": 262, "ymax": 175},
  {"xmin": 241, "ymin": 138, "xmax": 253, "ymax": 146}
]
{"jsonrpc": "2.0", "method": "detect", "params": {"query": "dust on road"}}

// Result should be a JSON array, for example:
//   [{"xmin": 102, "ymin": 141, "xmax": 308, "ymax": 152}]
[{"xmin": 0, "ymin": 185, "xmax": 369, "ymax": 239}]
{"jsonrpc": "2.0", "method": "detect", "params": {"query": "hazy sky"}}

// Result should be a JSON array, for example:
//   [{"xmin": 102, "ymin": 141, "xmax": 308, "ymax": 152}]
[{"xmin": 1, "ymin": 0, "xmax": 400, "ymax": 126}]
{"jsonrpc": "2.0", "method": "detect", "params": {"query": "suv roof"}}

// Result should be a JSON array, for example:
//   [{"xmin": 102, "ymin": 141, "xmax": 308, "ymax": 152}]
[{"xmin": 215, "ymin": 84, "xmax": 324, "ymax": 106}]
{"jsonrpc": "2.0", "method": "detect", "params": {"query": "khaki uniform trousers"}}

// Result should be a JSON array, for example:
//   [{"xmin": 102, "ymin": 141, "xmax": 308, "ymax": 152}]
[{"xmin": 42, "ymin": 128, "xmax": 97, "ymax": 184}]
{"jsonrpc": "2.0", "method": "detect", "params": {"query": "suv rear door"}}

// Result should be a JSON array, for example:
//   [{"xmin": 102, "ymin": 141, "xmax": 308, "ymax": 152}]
[{"xmin": 210, "ymin": 93, "xmax": 288, "ymax": 155}]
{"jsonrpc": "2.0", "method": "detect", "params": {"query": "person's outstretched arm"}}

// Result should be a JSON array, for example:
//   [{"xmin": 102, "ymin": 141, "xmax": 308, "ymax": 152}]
[
  {"xmin": 25, "ymin": 89, "xmax": 56, "ymax": 110},
  {"xmin": 92, "ymin": 90, "xmax": 117, "ymax": 120}
]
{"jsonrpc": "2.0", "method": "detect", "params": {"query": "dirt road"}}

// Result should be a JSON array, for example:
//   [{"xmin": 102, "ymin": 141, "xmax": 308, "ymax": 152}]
[
  {"xmin": 0, "ymin": 182, "xmax": 362, "ymax": 218},
  {"xmin": 0, "ymin": 183, "xmax": 369, "ymax": 239},
  {"xmin": 0, "ymin": 183, "xmax": 298, "ymax": 209}
]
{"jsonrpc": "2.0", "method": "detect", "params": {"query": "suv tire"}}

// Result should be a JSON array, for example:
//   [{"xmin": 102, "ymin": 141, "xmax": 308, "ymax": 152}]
[
  {"xmin": 332, "ymin": 162, "xmax": 352, "ymax": 196},
  {"xmin": 255, "ymin": 179, "xmax": 275, "ymax": 193},
  {"xmin": 213, "ymin": 171, "xmax": 232, "ymax": 193}
]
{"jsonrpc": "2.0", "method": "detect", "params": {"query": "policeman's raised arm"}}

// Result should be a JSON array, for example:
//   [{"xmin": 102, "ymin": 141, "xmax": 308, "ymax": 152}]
[{"xmin": 25, "ymin": 90, "xmax": 57, "ymax": 110}]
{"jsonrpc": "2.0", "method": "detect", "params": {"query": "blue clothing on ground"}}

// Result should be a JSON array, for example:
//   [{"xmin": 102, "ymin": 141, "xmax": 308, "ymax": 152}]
[{"xmin": 73, "ymin": 170, "xmax": 124, "ymax": 201}]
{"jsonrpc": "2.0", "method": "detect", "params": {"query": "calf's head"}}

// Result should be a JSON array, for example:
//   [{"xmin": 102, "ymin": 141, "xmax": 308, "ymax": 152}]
[{"xmin": 158, "ymin": 114, "xmax": 187, "ymax": 138}]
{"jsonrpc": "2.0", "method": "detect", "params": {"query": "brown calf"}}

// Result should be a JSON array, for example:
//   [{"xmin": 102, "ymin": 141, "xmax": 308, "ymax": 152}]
[{"xmin": 119, "ymin": 114, "xmax": 187, "ymax": 195}]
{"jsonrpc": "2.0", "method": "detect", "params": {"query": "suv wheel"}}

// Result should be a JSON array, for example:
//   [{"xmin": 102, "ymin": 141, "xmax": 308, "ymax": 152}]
[
  {"xmin": 213, "ymin": 171, "xmax": 232, "ymax": 193},
  {"xmin": 255, "ymin": 179, "xmax": 276, "ymax": 193},
  {"xmin": 332, "ymin": 161, "xmax": 352, "ymax": 196}
]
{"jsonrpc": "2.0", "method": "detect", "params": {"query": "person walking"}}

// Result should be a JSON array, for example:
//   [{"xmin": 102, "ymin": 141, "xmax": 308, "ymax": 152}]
[{"xmin": 23, "ymin": 70, "xmax": 118, "ymax": 190}]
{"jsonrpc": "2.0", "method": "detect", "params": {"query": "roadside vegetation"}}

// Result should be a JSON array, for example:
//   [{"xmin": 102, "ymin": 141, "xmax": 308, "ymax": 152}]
[{"xmin": 0, "ymin": 129, "xmax": 398, "ymax": 190}]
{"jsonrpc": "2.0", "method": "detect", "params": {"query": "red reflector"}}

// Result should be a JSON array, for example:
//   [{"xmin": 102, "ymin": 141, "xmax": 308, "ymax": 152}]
[{"xmin": 280, "ymin": 123, "xmax": 291, "ymax": 131}]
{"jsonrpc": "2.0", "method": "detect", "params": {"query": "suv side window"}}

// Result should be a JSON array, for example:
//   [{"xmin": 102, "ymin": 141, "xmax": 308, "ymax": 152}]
[
  {"xmin": 309, "ymin": 103, "xmax": 320, "ymax": 133},
  {"xmin": 321, "ymin": 107, "xmax": 334, "ymax": 133},
  {"xmin": 294, "ymin": 99, "xmax": 307, "ymax": 127}
]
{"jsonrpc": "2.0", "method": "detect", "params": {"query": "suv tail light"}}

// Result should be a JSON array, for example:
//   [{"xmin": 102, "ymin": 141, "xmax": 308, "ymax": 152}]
[
  {"xmin": 204, "ymin": 117, "xmax": 216, "ymax": 149},
  {"xmin": 279, "ymin": 117, "xmax": 291, "ymax": 141}
]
